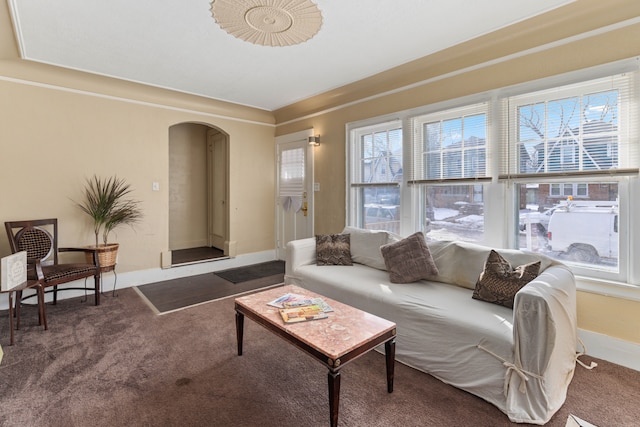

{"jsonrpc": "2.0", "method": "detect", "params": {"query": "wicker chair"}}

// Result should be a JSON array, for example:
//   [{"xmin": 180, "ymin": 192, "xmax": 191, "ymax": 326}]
[{"xmin": 5, "ymin": 219, "xmax": 101, "ymax": 307}]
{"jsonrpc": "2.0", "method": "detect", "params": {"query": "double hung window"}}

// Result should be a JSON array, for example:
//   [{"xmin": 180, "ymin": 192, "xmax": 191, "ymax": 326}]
[
  {"xmin": 410, "ymin": 104, "xmax": 489, "ymax": 242},
  {"xmin": 504, "ymin": 74, "xmax": 637, "ymax": 276},
  {"xmin": 348, "ymin": 121, "xmax": 402, "ymax": 234}
]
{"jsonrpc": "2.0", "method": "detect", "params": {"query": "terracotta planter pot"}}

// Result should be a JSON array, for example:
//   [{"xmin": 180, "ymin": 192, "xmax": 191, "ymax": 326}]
[{"xmin": 85, "ymin": 243, "xmax": 119, "ymax": 267}]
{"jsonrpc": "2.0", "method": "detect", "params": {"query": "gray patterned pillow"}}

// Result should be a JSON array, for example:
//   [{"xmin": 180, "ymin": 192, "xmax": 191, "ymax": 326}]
[
  {"xmin": 472, "ymin": 250, "xmax": 541, "ymax": 308},
  {"xmin": 316, "ymin": 234, "xmax": 353, "ymax": 266},
  {"xmin": 380, "ymin": 232, "xmax": 439, "ymax": 283}
]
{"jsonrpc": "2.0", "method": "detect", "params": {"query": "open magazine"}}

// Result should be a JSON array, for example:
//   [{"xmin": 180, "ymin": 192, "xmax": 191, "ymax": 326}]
[
  {"xmin": 267, "ymin": 292, "xmax": 333, "ymax": 323},
  {"xmin": 267, "ymin": 293, "xmax": 333, "ymax": 312}
]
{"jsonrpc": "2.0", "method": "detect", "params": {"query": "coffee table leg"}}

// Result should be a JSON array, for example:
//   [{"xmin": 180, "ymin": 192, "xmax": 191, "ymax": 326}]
[
  {"xmin": 328, "ymin": 370, "xmax": 341, "ymax": 427},
  {"xmin": 235, "ymin": 311, "xmax": 244, "ymax": 356},
  {"xmin": 385, "ymin": 338, "xmax": 396, "ymax": 393}
]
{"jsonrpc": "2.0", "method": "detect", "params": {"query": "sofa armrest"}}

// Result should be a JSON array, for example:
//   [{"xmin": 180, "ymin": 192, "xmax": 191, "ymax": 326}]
[
  {"xmin": 513, "ymin": 265, "xmax": 576, "ymax": 374},
  {"xmin": 285, "ymin": 238, "xmax": 316, "ymax": 279}
]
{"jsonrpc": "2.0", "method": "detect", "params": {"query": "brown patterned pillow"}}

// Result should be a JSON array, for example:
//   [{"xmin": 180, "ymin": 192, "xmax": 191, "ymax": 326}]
[
  {"xmin": 316, "ymin": 234, "xmax": 353, "ymax": 266},
  {"xmin": 472, "ymin": 250, "xmax": 541, "ymax": 308},
  {"xmin": 380, "ymin": 232, "xmax": 439, "ymax": 283}
]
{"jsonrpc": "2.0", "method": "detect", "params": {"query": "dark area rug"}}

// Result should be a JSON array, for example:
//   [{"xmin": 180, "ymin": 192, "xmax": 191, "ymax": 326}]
[
  {"xmin": 171, "ymin": 246, "xmax": 226, "ymax": 265},
  {"xmin": 214, "ymin": 260, "xmax": 285, "ymax": 283},
  {"xmin": 135, "ymin": 270, "xmax": 284, "ymax": 314},
  {"xmin": 1, "ymin": 289, "xmax": 639, "ymax": 426}
]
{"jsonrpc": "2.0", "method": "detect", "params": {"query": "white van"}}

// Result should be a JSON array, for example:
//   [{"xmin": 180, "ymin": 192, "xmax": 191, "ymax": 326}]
[{"xmin": 546, "ymin": 201, "xmax": 618, "ymax": 262}]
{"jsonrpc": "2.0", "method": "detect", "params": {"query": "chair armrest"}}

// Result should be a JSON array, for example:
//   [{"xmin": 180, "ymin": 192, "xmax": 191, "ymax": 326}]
[
  {"xmin": 0, "ymin": 279, "xmax": 41, "ymax": 293},
  {"xmin": 59, "ymin": 247, "xmax": 94, "ymax": 254},
  {"xmin": 59, "ymin": 247, "xmax": 100, "ymax": 267}
]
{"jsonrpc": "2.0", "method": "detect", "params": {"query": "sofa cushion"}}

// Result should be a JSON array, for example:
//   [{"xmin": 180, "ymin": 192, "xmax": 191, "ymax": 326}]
[
  {"xmin": 425, "ymin": 240, "xmax": 555, "ymax": 290},
  {"xmin": 315, "ymin": 234, "xmax": 353, "ymax": 266},
  {"xmin": 341, "ymin": 226, "xmax": 389, "ymax": 270},
  {"xmin": 472, "ymin": 250, "xmax": 541, "ymax": 308},
  {"xmin": 380, "ymin": 231, "xmax": 439, "ymax": 283}
]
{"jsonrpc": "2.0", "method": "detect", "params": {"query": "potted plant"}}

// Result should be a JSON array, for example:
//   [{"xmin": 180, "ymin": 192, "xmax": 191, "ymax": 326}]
[{"xmin": 75, "ymin": 175, "xmax": 143, "ymax": 267}]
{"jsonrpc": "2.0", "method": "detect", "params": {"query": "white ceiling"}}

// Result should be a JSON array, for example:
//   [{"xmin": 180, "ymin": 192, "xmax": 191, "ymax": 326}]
[{"xmin": 8, "ymin": 0, "xmax": 575, "ymax": 111}]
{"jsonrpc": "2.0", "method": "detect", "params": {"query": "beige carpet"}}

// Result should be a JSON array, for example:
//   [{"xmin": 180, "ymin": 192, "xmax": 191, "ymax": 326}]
[{"xmin": 0, "ymin": 288, "xmax": 638, "ymax": 426}]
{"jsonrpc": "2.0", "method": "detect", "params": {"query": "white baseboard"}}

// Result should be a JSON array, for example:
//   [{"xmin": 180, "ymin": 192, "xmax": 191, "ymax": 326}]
[
  {"xmin": 578, "ymin": 329, "xmax": 640, "ymax": 372},
  {"xmin": 0, "ymin": 249, "xmax": 277, "ymax": 310}
]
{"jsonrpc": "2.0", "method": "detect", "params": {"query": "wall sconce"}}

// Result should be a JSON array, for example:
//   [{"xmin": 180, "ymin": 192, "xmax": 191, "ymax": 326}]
[{"xmin": 308, "ymin": 135, "xmax": 320, "ymax": 146}]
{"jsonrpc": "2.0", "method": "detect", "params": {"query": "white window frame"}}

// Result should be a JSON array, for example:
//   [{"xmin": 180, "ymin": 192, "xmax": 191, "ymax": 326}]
[
  {"xmin": 410, "ymin": 103, "xmax": 490, "ymax": 243},
  {"xmin": 506, "ymin": 77, "xmax": 631, "ymax": 175},
  {"xmin": 412, "ymin": 103, "xmax": 489, "ymax": 181},
  {"xmin": 504, "ymin": 72, "xmax": 637, "ymax": 282},
  {"xmin": 347, "ymin": 119, "xmax": 403, "ymax": 232}
]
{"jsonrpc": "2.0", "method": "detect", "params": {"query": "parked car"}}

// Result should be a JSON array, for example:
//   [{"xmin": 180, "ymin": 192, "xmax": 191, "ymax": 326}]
[{"xmin": 364, "ymin": 204, "xmax": 400, "ymax": 233}]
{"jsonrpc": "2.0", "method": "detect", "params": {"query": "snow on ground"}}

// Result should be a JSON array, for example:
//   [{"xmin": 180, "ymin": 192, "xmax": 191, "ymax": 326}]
[
  {"xmin": 454, "ymin": 215, "xmax": 483, "ymax": 227},
  {"xmin": 434, "ymin": 208, "xmax": 458, "ymax": 220}
]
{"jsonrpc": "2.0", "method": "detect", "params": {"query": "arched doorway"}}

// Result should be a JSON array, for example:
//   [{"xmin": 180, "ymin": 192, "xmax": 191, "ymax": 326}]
[{"xmin": 168, "ymin": 123, "xmax": 229, "ymax": 266}]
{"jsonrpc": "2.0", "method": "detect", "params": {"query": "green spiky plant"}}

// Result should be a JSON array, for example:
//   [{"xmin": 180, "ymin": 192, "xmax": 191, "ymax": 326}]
[{"xmin": 75, "ymin": 175, "xmax": 143, "ymax": 246}]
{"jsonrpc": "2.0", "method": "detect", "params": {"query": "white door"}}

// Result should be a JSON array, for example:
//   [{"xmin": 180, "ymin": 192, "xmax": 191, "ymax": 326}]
[{"xmin": 276, "ymin": 130, "xmax": 314, "ymax": 259}]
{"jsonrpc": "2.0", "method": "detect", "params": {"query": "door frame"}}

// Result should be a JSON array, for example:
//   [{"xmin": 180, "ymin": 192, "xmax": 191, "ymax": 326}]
[
  {"xmin": 275, "ymin": 129, "xmax": 315, "ymax": 260},
  {"xmin": 207, "ymin": 128, "xmax": 229, "ymax": 253}
]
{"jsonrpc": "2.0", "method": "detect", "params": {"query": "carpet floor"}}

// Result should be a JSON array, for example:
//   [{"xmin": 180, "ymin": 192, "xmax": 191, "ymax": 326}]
[{"xmin": 0, "ymin": 289, "xmax": 639, "ymax": 426}]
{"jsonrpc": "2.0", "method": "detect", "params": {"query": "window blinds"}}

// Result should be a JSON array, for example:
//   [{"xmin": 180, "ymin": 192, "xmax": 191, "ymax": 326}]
[
  {"xmin": 350, "ymin": 120, "xmax": 403, "ymax": 187},
  {"xmin": 279, "ymin": 147, "xmax": 305, "ymax": 197},
  {"xmin": 499, "ymin": 71, "xmax": 639, "ymax": 181},
  {"xmin": 409, "ymin": 103, "xmax": 490, "ymax": 184}
]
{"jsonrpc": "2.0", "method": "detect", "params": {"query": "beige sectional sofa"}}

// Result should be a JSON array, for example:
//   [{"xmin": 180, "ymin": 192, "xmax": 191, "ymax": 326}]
[{"xmin": 284, "ymin": 227, "xmax": 579, "ymax": 424}]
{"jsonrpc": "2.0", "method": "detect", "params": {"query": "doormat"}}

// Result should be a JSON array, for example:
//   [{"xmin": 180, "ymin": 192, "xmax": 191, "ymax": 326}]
[{"xmin": 214, "ymin": 260, "xmax": 285, "ymax": 283}]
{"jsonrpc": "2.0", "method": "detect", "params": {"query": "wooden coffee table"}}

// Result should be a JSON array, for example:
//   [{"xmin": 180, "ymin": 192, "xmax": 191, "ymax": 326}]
[{"xmin": 235, "ymin": 284, "xmax": 396, "ymax": 427}]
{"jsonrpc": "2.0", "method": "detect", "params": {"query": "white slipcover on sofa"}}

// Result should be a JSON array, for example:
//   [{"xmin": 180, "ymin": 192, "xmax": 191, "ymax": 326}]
[{"xmin": 284, "ymin": 227, "xmax": 579, "ymax": 424}]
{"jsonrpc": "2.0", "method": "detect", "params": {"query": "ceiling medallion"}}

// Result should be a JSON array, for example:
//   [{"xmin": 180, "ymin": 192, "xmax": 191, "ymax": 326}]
[{"xmin": 210, "ymin": 0, "xmax": 323, "ymax": 47}]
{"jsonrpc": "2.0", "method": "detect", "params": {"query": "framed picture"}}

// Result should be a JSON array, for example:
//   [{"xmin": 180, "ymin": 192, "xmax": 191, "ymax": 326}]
[{"xmin": 1, "ymin": 251, "xmax": 27, "ymax": 291}]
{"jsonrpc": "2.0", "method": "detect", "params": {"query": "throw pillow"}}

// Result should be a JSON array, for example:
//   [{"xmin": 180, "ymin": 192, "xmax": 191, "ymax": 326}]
[
  {"xmin": 380, "ymin": 231, "xmax": 439, "ymax": 283},
  {"xmin": 315, "ymin": 234, "xmax": 353, "ymax": 266},
  {"xmin": 472, "ymin": 250, "xmax": 541, "ymax": 308},
  {"xmin": 341, "ymin": 226, "xmax": 389, "ymax": 270}
]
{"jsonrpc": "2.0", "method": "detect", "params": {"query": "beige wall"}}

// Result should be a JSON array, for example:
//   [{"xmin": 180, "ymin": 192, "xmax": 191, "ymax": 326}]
[
  {"xmin": 275, "ymin": 0, "xmax": 640, "ymax": 345},
  {"xmin": 0, "ymin": 0, "xmax": 277, "ymax": 272},
  {"xmin": 0, "ymin": 76, "xmax": 276, "ymax": 272}
]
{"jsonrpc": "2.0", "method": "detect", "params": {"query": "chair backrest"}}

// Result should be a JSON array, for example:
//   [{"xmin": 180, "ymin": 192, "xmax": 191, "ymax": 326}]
[{"xmin": 5, "ymin": 219, "xmax": 59, "ymax": 266}]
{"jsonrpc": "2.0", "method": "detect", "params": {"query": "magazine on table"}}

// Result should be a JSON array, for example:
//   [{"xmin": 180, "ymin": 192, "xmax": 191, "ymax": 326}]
[
  {"xmin": 267, "ymin": 293, "xmax": 333, "ymax": 312},
  {"xmin": 283, "ymin": 297, "xmax": 333, "ymax": 312},
  {"xmin": 267, "ymin": 293, "xmax": 309, "ymax": 308},
  {"xmin": 279, "ymin": 305, "xmax": 328, "ymax": 323}
]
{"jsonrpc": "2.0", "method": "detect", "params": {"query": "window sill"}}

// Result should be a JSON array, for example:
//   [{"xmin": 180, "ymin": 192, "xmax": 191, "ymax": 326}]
[{"xmin": 575, "ymin": 275, "xmax": 640, "ymax": 302}]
